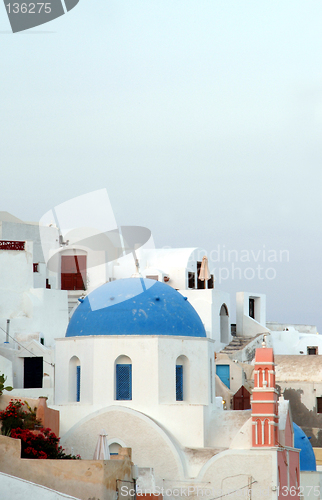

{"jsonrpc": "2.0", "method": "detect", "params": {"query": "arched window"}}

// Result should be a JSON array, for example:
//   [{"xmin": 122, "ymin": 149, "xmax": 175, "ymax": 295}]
[
  {"xmin": 264, "ymin": 368, "xmax": 269, "ymax": 387},
  {"xmin": 115, "ymin": 355, "xmax": 132, "ymax": 401},
  {"xmin": 255, "ymin": 418, "xmax": 261, "ymax": 445},
  {"xmin": 109, "ymin": 443, "xmax": 121, "ymax": 456},
  {"xmin": 220, "ymin": 304, "xmax": 229, "ymax": 343},
  {"xmin": 108, "ymin": 438, "xmax": 127, "ymax": 456},
  {"xmin": 295, "ymin": 468, "xmax": 299, "ymax": 489},
  {"xmin": 176, "ymin": 355, "xmax": 189, "ymax": 402},
  {"xmin": 264, "ymin": 418, "xmax": 270, "ymax": 445},
  {"xmin": 69, "ymin": 356, "xmax": 81, "ymax": 402},
  {"xmin": 257, "ymin": 369, "xmax": 262, "ymax": 387}
]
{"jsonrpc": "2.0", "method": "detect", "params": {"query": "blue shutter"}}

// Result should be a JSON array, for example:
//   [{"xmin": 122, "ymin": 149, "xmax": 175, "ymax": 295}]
[
  {"xmin": 76, "ymin": 365, "xmax": 81, "ymax": 402},
  {"xmin": 216, "ymin": 364, "xmax": 230, "ymax": 389},
  {"xmin": 176, "ymin": 365, "xmax": 183, "ymax": 401},
  {"xmin": 116, "ymin": 364, "xmax": 132, "ymax": 400}
]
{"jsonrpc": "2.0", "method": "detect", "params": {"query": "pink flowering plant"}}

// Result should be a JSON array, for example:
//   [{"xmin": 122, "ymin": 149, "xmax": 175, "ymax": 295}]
[
  {"xmin": 0, "ymin": 399, "xmax": 81, "ymax": 459},
  {"xmin": 0, "ymin": 399, "xmax": 40, "ymax": 435},
  {"xmin": 11, "ymin": 428, "xmax": 81, "ymax": 460}
]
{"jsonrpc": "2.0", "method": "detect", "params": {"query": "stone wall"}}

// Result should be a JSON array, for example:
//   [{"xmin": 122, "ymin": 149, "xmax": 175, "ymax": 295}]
[{"xmin": 0, "ymin": 435, "xmax": 133, "ymax": 500}]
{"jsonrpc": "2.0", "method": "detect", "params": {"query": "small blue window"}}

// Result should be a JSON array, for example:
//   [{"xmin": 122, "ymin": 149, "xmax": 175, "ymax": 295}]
[
  {"xmin": 176, "ymin": 365, "xmax": 183, "ymax": 401},
  {"xmin": 116, "ymin": 364, "xmax": 132, "ymax": 400},
  {"xmin": 76, "ymin": 365, "xmax": 81, "ymax": 402}
]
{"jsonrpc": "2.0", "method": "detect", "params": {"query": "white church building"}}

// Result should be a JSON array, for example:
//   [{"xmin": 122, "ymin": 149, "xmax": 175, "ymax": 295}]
[
  {"xmin": 55, "ymin": 277, "xmax": 217, "ymax": 449},
  {"xmin": 53, "ymin": 277, "xmax": 299, "ymax": 499}
]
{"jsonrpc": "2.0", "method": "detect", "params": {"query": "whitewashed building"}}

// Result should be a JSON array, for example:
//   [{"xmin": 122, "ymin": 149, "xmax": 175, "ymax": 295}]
[
  {"xmin": 0, "ymin": 213, "xmax": 68, "ymax": 402},
  {"xmin": 52, "ymin": 282, "xmax": 299, "ymax": 499},
  {"xmin": 0, "ymin": 211, "xmax": 233, "ymax": 403}
]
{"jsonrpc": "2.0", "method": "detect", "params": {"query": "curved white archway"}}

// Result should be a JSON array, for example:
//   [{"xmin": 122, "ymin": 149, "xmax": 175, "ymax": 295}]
[
  {"xmin": 220, "ymin": 304, "xmax": 229, "ymax": 344},
  {"xmin": 69, "ymin": 356, "xmax": 81, "ymax": 402}
]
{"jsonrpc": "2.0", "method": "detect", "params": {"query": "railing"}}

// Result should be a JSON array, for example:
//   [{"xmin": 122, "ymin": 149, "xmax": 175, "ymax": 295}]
[{"xmin": 0, "ymin": 240, "xmax": 25, "ymax": 251}]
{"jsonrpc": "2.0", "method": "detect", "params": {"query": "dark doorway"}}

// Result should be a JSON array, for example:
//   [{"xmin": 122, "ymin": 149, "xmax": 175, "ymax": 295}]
[
  {"xmin": 24, "ymin": 357, "xmax": 43, "ymax": 388},
  {"xmin": 197, "ymin": 261, "xmax": 203, "ymax": 289},
  {"xmin": 233, "ymin": 386, "xmax": 251, "ymax": 410},
  {"xmin": 188, "ymin": 272, "xmax": 195, "ymax": 289},
  {"xmin": 317, "ymin": 397, "xmax": 322, "ymax": 413},
  {"xmin": 249, "ymin": 298, "xmax": 255, "ymax": 319},
  {"xmin": 61, "ymin": 255, "xmax": 86, "ymax": 291}
]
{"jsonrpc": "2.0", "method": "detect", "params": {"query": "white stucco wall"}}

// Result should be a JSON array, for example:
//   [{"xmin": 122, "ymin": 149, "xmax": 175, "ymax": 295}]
[
  {"xmin": 0, "ymin": 287, "xmax": 68, "ymax": 347},
  {"xmin": 0, "ymin": 354, "xmax": 13, "ymax": 387},
  {"xmin": 0, "ymin": 241, "xmax": 33, "ymax": 320},
  {"xmin": 208, "ymin": 410, "xmax": 252, "ymax": 448},
  {"xmin": 300, "ymin": 471, "xmax": 322, "ymax": 499},
  {"xmin": 268, "ymin": 323, "xmax": 318, "ymax": 335},
  {"xmin": 110, "ymin": 247, "xmax": 210, "ymax": 291},
  {"xmin": 59, "ymin": 405, "xmax": 277, "ymax": 498},
  {"xmin": 60, "ymin": 406, "xmax": 186, "ymax": 481},
  {"xmin": 141, "ymin": 248, "xmax": 206, "ymax": 290},
  {"xmin": 179, "ymin": 289, "xmax": 231, "ymax": 348},
  {"xmin": 198, "ymin": 448, "xmax": 276, "ymax": 499},
  {"xmin": 236, "ymin": 292, "xmax": 270, "ymax": 338},
  {"xmin": 0, "ymin": 238, "xmax": 68, "ymax": 349},
  {"xmin": 271, "ymin": 328, "xmax": 322, "ymax": 355},
  {"xmin": 0, "ymin": 220, "xmax": 60, "ymax": 290},
  {"xmin": 55, "ymin": 335, "xmax": 216, "ymax": 448},
  {"xmin": 0, "ymin": 340, "xmax": 55, "ymax": 402},
  {"xmin": 0, "ymin": 472, "xmax": 80, "ymax": 500}
]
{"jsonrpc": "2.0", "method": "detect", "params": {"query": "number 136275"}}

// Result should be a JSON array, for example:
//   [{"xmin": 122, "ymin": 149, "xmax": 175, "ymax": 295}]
[{"xmin": 6, "ymin": 3, "xmax": 52, "ymax": 13}]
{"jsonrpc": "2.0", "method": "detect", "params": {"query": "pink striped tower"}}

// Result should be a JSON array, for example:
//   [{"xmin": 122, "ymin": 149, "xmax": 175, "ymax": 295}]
[{"xmin": 252, "ymin": 340, "xmax": 279, "ymax": 447}]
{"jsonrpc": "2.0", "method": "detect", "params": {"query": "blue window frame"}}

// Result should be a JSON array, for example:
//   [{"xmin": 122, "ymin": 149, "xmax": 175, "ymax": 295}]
[
  {"xmin": 176, "ymin": 365, "xmax": 183, "ymax": 401},
  {"xmin": 116, "ymin": 364, "xmax": 132, "ymax": 400},
  {"xmin": 76, "ymin": 365, "xmax": 81, "ymax": 402}
]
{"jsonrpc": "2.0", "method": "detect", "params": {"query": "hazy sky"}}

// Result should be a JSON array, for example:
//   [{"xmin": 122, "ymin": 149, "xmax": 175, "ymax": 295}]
[{"xmin": 1, "ymin": 1, "xmax": 322, "ymax": 329}]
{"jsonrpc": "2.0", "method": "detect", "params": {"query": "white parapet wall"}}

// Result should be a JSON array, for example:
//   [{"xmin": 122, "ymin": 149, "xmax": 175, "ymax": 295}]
[
  {"xmin": 236, "ymin": 292, "xmax": 270, "ymax": 338},
  {"xmin": 179, "ymin": 288, "xmax": 231, "ymax": 348},
  {"xmin": 300, "ymin": 471, "xmax": 322, "ymax": 499},
  {"xmin": 0, "ymin": 472, "xmax": 81, "ymax": 500}
]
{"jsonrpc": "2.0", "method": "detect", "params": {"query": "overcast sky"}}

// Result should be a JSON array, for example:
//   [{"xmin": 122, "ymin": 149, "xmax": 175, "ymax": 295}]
[{"xmin": 1, "ymin": 1, "xmax": 322, "ymax": 329}]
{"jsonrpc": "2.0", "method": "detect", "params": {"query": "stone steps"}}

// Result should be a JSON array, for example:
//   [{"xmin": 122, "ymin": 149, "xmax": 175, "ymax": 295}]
[
  {"xmin": 68, "ymin": 291, "xmax": 85, "ymax": 318},
  {"xmin": 221, "ymin": 336, "xmax": 255, "ymax": 353}
]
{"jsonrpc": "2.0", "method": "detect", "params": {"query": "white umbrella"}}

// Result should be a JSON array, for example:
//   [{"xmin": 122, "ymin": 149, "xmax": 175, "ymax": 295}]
[
  {"xmin": 93, "ymin": 429, "xmax": 110, "ymax": 460},
  {"xmin": 199, "ymin": 256, "xmax": 211, "ymax": 289}
]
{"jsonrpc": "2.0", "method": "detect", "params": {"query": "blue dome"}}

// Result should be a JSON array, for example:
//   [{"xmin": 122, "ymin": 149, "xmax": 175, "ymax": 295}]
[
  {"xmin": 66, "ymin": 278, "xmax": 206, "ymax": 338},
  {"xmin": 293, "ymin": 423, "xmax": 316, "ymax": 471}
]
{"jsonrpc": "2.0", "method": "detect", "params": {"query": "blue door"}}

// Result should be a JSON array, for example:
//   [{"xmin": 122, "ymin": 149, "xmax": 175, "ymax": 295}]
[{"xmin": 216, "ymin": 364, "xmax": 230, "ymax": 389}]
